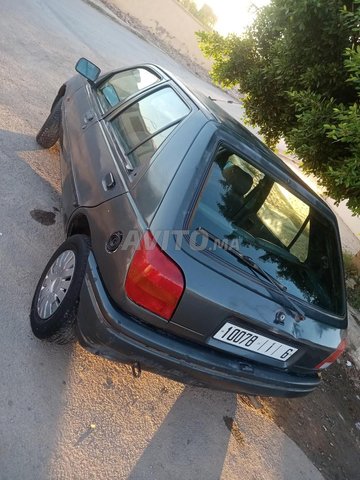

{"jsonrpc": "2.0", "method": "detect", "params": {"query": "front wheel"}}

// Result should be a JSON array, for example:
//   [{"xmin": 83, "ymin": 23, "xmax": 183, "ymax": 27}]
[
  {"xmin": 30, "ymin": 235, "xmax": 90, "ymax": 344},
  {"xmin": 36, "ymin": 98, "xmax": 62, "ymax": 148}
]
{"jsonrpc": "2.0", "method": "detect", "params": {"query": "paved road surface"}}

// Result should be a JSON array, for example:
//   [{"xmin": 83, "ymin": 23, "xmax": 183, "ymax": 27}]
[{"xmin": 0, "ymin": 1, "xmax": 325, "ymax": 479}]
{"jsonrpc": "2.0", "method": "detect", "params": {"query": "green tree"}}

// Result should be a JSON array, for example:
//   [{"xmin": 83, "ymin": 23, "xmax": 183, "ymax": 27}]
[
  {"xmin": 178, "ymin": 0, "xmax": 217, "ymax": 29},
  {"xmin": 178, "ymin": 0, "xmax": 198, "ymax": 17},
  {"xmin": 197, "ymin": 0, "xmax": 360, "ymax": 214}
]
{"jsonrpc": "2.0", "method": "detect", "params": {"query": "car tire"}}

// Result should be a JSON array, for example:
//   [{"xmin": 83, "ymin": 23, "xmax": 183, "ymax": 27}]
[
  {"xmin": 30, "ymin": 234, "xmax": 90, "ymax": 344},
  {"xmin": 36, "ymin": 98, "xmax": 62, "ymax": 148}
]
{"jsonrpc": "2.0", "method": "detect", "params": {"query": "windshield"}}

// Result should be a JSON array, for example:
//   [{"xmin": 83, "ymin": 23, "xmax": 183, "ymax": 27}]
[{"xmin": 189, "ymin": 147, "xmax": 345, "ymax": 315}]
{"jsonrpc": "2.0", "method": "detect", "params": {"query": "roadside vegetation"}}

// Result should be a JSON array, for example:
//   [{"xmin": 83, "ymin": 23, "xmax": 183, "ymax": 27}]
[
  {"xmin": 196, "ymin": 0, "xmax": 360, "ymax": 215},
  {"xmin": 343, "ymin": 252, "xmax": 360, "ymax": 310},
  {"xmin": 178, "ymin": 0, "xmax": 217, "ymax": 29}
]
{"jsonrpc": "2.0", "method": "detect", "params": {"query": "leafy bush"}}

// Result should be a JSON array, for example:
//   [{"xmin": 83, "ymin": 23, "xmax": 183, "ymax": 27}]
[
  {"xmin": 197, "ymin": 0, "xmax": 360, "ymax": 214},
  {"xmin": 343, "ymin": 252, "xmax": 360, "ymax": 310}
]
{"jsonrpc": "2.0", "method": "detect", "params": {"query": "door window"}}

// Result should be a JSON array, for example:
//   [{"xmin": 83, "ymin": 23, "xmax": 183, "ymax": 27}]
[
  {"xmin": 111, "ymin": 87, "xmax": 190, "ymax": 166},
  {"xmin": 97, "ymin": 68, "xmax": 160, "ymax": 111}
]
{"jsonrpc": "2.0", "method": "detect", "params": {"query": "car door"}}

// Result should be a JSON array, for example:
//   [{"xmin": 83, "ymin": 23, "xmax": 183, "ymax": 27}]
[{"xmin": 62, "ymin": 66, "xmax": 162, "ymax": 217}]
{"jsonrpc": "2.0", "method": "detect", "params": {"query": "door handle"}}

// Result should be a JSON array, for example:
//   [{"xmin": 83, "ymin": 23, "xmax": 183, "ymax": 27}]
[
  {"xmin": 102, "ymin": 172, "xmax": 116, "ymax": 190},
  {"xmin": 82, "ymin": 110, "xmax": 95, "ymax": 129},
  {"xmin": 84, "ymin": 110, "xmax": 95, "ymax": 122}
]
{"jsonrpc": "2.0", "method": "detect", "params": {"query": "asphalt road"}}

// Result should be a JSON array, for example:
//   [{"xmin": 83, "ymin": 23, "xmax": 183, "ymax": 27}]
[{"xmin": 0, "ymin": 1, "xmax": 325, "ymax": 479}]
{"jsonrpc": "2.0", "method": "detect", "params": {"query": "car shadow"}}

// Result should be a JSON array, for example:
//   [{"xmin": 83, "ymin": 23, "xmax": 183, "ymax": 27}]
[
  {"xmin": 127, "ymin": 385, "xmax": 237, "ymax": 480},
  {"xmin": 0, "ymin": 127, "xmax": 62, "ymax": 192},
  {"xmin": 0, "ymin": 128, "xmax": 43, "ymax": 151}
]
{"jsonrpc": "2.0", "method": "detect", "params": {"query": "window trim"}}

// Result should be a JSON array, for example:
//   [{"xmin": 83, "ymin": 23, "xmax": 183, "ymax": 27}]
[
  {"xmin": 287, "ymin": 214, "xmax": 310, "ymax": 250},
  {"xmin": 125, "ymin": 117, "xmax": 187, "ymax": 156}
]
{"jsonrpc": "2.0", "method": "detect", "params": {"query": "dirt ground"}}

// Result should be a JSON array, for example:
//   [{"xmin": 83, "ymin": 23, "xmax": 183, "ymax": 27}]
[{"xmin": 241, "ymin": 355, "xmax": 360, "ymax": 480}]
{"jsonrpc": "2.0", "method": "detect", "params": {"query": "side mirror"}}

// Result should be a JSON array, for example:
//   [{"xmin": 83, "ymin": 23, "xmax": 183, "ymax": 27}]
[{"xmin": 75, "ymin": 58, "xmax": 101, "ymax": 83}]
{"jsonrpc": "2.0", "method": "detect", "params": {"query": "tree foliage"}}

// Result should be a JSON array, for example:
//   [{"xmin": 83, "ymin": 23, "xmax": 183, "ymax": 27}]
[
  {"xmin": 197, "ymin": 0, "xmax": 360, "ymax": 214},
  {"xmin": 178, "ymin": 0, "xmax": 198, "ymax": 17}
]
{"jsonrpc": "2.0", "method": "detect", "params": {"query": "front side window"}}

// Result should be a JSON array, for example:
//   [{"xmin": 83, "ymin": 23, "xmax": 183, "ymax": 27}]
[
  {"xmin": 111, "ymin": 87, "xmax": 190, "ymax": 167},
  {"xmin": 189, "ymin": 147, "xmax": 344, "ymax": 314},
  {"xmin": 97, "ymin": 68, "xmax": 160, "ymax": 111}
]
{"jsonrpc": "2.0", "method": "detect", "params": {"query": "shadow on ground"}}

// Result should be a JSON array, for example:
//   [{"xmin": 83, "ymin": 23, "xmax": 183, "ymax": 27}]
[{"xmin": 128, "ymin": 386, "xmax": 237, "ymax": 480}]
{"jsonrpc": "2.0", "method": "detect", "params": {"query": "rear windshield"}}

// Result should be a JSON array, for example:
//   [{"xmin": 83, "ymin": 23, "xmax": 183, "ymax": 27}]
[{"xmin": 189, "ymin": 147, "xmax": 345, "ymax": 315}]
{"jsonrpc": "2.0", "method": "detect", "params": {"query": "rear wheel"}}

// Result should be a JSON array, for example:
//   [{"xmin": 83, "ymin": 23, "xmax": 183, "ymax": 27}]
[
  {"xmin": 36, "ymin": 98, "xmax": 62, "ymax": 148},
  {"xmin": 30, "ymin": 235, "xmax": 90, "ymax": 344}
]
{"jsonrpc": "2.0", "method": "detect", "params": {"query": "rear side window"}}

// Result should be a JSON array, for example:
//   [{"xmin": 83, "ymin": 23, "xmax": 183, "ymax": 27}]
[
  {"xmin": 111, "ymin": 87, "xmax": 190, "ymax": 167},
  {"xmin": 189, "ymin": 147, "xmax": 344, "ymax": 315},
  {"xmin": 97, "ymin": 68, "xmax": 160, "ymax": 111}
]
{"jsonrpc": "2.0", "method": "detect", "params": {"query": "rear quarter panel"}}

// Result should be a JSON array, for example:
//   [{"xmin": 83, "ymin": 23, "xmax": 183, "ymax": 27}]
[{"xmin": 130, "ymin": 110, "xmax": 210, "ymax": 224}]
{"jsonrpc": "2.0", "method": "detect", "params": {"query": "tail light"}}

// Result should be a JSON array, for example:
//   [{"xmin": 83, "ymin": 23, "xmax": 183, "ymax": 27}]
[
  {"xmin": 125, "ymin": 231, "xmax": 185, "ymax": 320},
  {"xmin": 315, "ymin": 339, "xmax": 347, "ymax": 370}
]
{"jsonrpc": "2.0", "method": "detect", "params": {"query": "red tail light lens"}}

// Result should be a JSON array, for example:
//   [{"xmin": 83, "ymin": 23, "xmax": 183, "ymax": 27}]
[
  {"xmin": 315, "ymin": 339, "xmax": 347, "ymax": 370},
  {"xmin": 125, "ymin": 231, "xmax": 185, "ymax": 320}
]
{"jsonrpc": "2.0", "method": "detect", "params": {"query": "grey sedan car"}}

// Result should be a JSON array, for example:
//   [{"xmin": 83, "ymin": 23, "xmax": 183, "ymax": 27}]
[{"xmin": 30, "ymin": 58, "xmax": 347, "ymax": 397}]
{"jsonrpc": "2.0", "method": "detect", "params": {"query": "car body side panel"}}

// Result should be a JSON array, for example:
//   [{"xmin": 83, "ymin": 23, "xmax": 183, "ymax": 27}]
[
  {"xmin": 68, "ymin": 193, "xmax": 143, "ymax": 307},
  {"xmin": 59, "ymin": 77, "xmax": 91, "ymax": 224},
  {"xmin": 69, "ymin": 119, "xmax": 127, "ymax": 207},
  {"xmin": 67, "ymin": 113, "xmax": 208, "ymax": 311},
  {"xmin": 60, "ymin": 102, "xmax": 77, "ymax": 226}
]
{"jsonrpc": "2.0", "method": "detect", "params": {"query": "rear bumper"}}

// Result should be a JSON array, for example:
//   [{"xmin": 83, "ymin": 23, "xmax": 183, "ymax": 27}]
[{"xmin": 77, "ymin": 253, "xmax": 321, "ymax": 397}]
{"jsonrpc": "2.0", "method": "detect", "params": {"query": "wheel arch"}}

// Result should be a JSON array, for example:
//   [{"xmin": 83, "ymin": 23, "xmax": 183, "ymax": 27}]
[
  {"xmin": 51, "ymin": 84, "xmax": 67, "ymax": 111},
  {"xmin": 67, "ymin": 212, "xmax": 91, "ymax": 240}
]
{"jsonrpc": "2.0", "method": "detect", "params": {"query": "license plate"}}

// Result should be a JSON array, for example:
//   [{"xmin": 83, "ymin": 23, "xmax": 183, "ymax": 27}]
[{"xmin": 213, "ymin": 322, "xmax": 298, "ymax": 361}]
